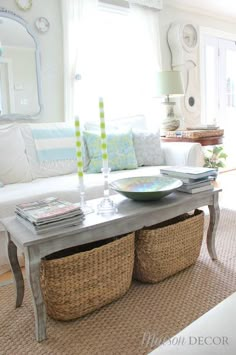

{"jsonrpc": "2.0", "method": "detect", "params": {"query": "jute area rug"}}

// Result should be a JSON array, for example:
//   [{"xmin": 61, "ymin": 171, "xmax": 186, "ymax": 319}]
[{"xmin": 0, "ymin": 208, "xmax": 236, "ymax": 355}]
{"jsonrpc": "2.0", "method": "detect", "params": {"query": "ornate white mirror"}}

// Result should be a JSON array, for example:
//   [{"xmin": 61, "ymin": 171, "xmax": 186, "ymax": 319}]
[{"xmin": 0, "ymin": 8, "xmax": 42, "ymax": 120}]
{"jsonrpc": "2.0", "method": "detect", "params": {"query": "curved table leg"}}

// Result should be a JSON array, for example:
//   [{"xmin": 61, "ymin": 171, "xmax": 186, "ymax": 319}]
[
  {"xmin": 207, "ymin": 193, "xmax": 220, "ymax": 260},
  {"xmin": 25, "ymin": 247, "xmax": 47, "ymax": 342},
  {"xmin": 7, "ymin": 235, "xmax": 24, "ymax": 307}
]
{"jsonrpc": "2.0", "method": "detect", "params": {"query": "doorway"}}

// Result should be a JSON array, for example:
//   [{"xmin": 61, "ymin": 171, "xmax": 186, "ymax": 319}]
[{"xmin": 201, "ymin": 35, "xmax": 236, "ymax": 170}]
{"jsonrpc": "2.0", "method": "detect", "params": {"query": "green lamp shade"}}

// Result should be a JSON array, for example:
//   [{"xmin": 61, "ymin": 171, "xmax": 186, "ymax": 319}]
[{"xmin": 156, "ymin": 70, "xmax": 185, "ymax": 97}]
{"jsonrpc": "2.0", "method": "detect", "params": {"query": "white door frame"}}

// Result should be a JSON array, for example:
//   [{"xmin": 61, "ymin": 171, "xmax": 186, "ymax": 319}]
[{"xmin": 200, "ymin": 26, "xmax": 236, "ymax": 123}]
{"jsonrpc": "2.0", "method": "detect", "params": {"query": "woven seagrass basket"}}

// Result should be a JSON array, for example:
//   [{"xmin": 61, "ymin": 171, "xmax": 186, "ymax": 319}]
[
  {"xmin": 40, "ymin": 232, "xmax": 135, "ymax": 321},
  {"xmin": 134, "ymin": 209, "xmax": 204, "ymax": 283}
]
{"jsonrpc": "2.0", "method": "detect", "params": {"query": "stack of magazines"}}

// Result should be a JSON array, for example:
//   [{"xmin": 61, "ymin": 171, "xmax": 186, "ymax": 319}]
[
  {"xmin": 160, "ymin": 166, "xmax": 217, "ymax": 194},
  {"xmin": 15, "ymin": 197, "xmax": 85, "ymax": 234}
]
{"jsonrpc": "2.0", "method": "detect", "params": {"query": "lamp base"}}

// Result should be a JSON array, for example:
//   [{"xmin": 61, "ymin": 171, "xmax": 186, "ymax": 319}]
[
  {"xmin": 161, "ymin": 102, "xmax": 180, "ymax": 131},
  {"xmin": 161, "ymin": 118, "xmax": 180, "ymax": 131}
]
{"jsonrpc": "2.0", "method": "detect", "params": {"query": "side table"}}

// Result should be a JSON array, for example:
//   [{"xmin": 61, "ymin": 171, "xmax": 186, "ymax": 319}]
[
  {"xmin": 161, "ymin": 129, "xmax": 224, "ymax": 146},
  {"xmin": 161, "ymin": 135, "xmax": 223, "ymax": 146}
]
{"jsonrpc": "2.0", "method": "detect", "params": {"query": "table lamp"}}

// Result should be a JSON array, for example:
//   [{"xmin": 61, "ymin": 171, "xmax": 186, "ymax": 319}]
[{"xmin": 156, "ymin": 70, "xmax": 184, "ymax": 131}]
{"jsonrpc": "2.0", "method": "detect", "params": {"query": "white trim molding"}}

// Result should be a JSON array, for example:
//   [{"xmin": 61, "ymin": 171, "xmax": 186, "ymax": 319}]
[
  {"xmin": 100, "ymin": 0, "xmax": 163, "ymax": 10},
  {"xmin": 128, "ymin": 0, "xmax": 163, "ymax": 10},
  {"xmin": 164, "ymin": 0, "xmax": 236, "ymax": 24}
]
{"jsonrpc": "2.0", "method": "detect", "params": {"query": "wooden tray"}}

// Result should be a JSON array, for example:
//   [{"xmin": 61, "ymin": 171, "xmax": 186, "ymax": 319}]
[{"xmin": 165, "ymin": 129, "xmax": 224, "ymax": 139}]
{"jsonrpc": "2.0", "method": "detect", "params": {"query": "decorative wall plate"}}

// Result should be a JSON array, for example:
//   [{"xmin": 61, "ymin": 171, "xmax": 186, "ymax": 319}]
[
  {"xmin": 15, "ymin": 0, "xmax": 32, "ymax": 11},
  {"xmin": 35, "ymin": 17, "xmax": 50, "ymax": 33}
]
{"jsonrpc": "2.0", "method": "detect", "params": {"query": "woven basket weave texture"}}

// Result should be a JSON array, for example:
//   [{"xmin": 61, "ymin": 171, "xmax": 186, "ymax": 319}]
[
  {"xmin": 40, "ymin": 232, "xmax": 135, "ymax": 321},
  {"xmin": 134, "ymin": 210, "xmax": 204, "ymax": 283},
  {"xmin": 166, "ymin": 129, "xmax": 224, "ymax": 138}
]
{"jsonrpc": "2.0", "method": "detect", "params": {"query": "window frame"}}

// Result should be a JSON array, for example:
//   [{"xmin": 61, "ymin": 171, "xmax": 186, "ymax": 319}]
[{"xmin": 200, "ymin": 27, "xmax": 236, "ymax": 125}]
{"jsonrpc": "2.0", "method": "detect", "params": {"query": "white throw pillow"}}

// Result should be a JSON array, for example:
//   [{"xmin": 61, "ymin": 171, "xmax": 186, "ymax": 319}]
[
  {"xmin": 132, "ymin": 130, "xmax": 164, "ymax": 167},
  {"xmin": 0, "ymin": 125, "xmax": 32, "ymax": 184}
]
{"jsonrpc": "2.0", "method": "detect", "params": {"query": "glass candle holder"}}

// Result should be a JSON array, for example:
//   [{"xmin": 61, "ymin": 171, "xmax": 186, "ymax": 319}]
[
  {"xmin": 79, "ymin": 187, "xmax": 94, "ymax": 215},
  {"xmin": 97, "ymin": 167, "xmax": 117, "ymax": 215}
]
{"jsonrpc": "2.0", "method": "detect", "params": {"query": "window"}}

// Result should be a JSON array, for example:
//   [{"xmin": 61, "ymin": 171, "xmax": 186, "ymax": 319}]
[
  {"xmin": 76, "ymin": 1, "xmax": 161, "ymax": 127},
  {"xmin": 201, "ymin": 34, "xmax": 236, "ymax": 169},
  {"xmin": 201, "ymin": 35, "xmax": 236, "ymax": 124}
]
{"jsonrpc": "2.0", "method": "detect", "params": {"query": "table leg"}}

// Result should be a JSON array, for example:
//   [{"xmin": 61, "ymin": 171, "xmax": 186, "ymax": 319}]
[
  {"xmin": 7, "ymin": 235, "xmax": 24, "ymax": 307},
  {"xmin": 207, "ymin": 193, "xmax": 220, "ymax": 260},
  {"xmin": 25, "ymin": 247, "xmax": 47, "ymax": 342}
]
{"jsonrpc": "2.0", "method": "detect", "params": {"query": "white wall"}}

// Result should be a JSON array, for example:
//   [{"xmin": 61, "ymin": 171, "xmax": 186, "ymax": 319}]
[
  {"xmin": 159, "ymin": 4, "xmax": 236, "ymax": 126},
  {"xmin": 5, "ymin": 47, "xmax": 38, "ymax": 114},
  {"xmin": 0, "ymin": 0, "xmax": 64, "ymax": 122}
]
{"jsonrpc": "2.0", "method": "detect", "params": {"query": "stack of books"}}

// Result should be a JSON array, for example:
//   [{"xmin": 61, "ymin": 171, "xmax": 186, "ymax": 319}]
[
  {"xmin": 160, "ymin": 166, "xmax": 217, "ymax": 194},
  {"xmin": 15, "ymin": 197, "xmax": 85, "ymax": 234}
]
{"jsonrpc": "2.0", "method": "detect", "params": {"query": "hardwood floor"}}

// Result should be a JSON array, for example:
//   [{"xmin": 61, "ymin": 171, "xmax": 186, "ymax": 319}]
[{"xmin": 0, "ymin": 169, "xmax": 235, "ymax": 284}]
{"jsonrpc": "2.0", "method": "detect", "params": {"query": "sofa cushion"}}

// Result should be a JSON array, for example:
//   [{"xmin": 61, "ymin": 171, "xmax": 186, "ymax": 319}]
[
  {"xmin": 20, "ymin": 123, "xmax": 89, "ymax": 179},
  {"xmin": 83, "ymin": 130, "xmax": 138, "ymax": 173},
  {"xmin": 132, "ymin": 130, "xmax": 164, "ymax": 166},
  {"xmin": 0, "ymin": 125, "xmax": 32, "ymax": 184}
]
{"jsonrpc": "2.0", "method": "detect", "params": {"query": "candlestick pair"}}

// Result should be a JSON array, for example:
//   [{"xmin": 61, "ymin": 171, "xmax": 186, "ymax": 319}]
[{"xmin": 74, "ymin": 98, "xmax": 116, "ymax": 215}]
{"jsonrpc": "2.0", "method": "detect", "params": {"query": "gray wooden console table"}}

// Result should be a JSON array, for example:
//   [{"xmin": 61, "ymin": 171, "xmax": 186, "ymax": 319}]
[{"xmin": 1, "ymin": 188, "xmax": 221, "ymax": 342}]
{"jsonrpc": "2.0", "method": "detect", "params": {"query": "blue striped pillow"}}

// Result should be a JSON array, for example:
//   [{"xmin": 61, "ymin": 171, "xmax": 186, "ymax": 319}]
[{"xmin": 31, "ymin": 127, "xmax": 76, "ymax": 162}]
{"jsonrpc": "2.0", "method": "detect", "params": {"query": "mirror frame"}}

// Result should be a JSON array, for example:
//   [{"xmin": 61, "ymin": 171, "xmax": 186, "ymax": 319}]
[{"xmin": 0, "ymin": 7, "xmax": 42, "ymax": 120}]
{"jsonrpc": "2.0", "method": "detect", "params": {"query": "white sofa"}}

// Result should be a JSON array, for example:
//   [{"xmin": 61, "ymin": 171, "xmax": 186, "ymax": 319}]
[{"xmin": 0, "ymin": 119, "xmax": 204, "ymax": 273}]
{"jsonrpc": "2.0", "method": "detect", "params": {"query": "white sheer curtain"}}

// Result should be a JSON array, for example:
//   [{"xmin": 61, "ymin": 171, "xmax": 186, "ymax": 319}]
[
  {"xmin": 126, "ymin": 4, "xmax": 162, "ymax": 128},
  {"xmin": 61, "ymin": 0, "xmax": 161, "ymax": 128},
  {"xmin": 60, "ymin": 0, "xmax": 98, "ymax": 122}
]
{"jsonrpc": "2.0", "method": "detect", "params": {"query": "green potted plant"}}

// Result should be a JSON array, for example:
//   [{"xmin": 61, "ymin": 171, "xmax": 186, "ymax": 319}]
[{"xmin": 204, "ymin": 145, "xmax": 228, "ymax": 169}]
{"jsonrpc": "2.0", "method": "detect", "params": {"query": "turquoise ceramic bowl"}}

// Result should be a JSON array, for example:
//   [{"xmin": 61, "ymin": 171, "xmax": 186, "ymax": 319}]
[{"xmin": 110, "ymin": 175, "xmax": 182, "ymax": 201}]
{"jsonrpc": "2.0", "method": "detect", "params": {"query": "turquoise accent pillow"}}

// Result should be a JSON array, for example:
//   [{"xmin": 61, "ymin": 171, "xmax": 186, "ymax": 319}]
[{"xmin": 83, "ymin": 131, "xmax": 138, "ymax": 173}]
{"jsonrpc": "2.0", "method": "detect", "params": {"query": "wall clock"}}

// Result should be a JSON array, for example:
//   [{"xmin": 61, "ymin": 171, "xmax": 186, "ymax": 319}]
[
  {"xmin": 168, "ymin": 23, "xmax": 199, "ymax": 63},
  {"xmin": 167, "ymin": 22, "xmax": 201, "ymax": 120},
  {"xmin": 181, "ymin": 24, "xmax": 198, "ymax": 52},
  {"xmin": 15, "ymin": 0, "xmax": 32, "ymax": 11}
]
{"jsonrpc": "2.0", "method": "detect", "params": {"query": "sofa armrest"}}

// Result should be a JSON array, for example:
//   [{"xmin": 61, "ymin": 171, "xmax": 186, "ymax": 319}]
[{"xmin": 161, "ymin": 142, "xmax": 204, "ymax": 167}]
